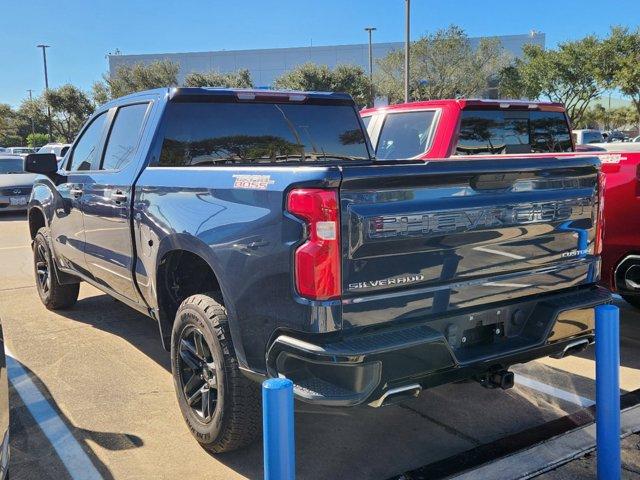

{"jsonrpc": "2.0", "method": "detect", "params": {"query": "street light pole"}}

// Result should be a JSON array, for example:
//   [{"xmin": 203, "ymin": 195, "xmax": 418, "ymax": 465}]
[
  {"xmin": 364, "ymin": 27, "xmax": 377, "ymax": 107},
  {"xmin": 36, "ymin": 44, "xmax": 52, "ymax": 141},
  {"xmin": 404, "ymin": 0, "xmax": 410, "ymax": 103},
  {"xmin": 27, "ymin": 89, "xmax": 35, "ymax": 136}
]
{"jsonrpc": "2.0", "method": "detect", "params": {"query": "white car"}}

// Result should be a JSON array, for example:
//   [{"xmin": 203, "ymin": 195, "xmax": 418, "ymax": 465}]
[
  {"xmin": 572, "ymin": 129, "xmax": 605, "ymax": 145},
  {"xmin": 0, "ymin": 155, "xmax": 38, "ymax": 212},
  {"xmin": 5, "ymin": 147, "xmax": 37, "ymax": 157},
  {"xmin": 37, "ymin": 143, "xmax": 71, "ymax": 160}
]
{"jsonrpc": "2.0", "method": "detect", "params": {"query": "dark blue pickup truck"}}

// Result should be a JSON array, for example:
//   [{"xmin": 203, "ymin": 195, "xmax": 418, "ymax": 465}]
[{"xmin": 24, "ymin": 87, "xmax": 609, "ymax": 452}]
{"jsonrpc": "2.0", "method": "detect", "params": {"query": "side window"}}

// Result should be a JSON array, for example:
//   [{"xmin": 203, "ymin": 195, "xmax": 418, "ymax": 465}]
[
  {"xmin": 376, "ymin": 110, "xmax": 436, "ymax": 160},
  {"xmin": 68, "ymin": 112, "xmax": 108, "ymax": 171},
  {"xmin": 102, "ymin": 103, "xmax": 149, "ymax": 171}
]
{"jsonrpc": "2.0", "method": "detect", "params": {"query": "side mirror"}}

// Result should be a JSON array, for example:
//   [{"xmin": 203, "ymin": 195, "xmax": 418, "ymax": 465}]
[{"xmin": 24, "ymin": 153, "xmax": 59, "ymax": 176}]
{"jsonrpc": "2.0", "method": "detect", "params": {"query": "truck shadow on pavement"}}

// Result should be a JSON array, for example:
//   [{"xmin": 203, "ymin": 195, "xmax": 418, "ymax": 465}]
[
  {"xmin": 9, "ymin": 357, "xmax": 143, "ymax": 480},
  {"xmin": 54, "ymin": 292, "xmax": 172, "ymax": 372},
  {"xmin": 569, "ymin": 297, "xmax": 640, "ymax": 382}
]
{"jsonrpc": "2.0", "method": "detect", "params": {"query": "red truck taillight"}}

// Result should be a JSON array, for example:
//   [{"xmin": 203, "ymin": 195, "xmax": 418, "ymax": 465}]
[{"xmin": 287, "ymin": 188, "xmax": 341, "ymax": 300}]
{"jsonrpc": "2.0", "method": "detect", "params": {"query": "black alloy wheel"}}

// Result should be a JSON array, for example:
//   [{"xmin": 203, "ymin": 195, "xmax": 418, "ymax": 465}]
[
  {"xmin": 32, "ymin": 228, "xmax": 79, "ymax": 310},
  {"xmin": 34, "ymin": 241, "xmax": 51, "ymax": 296},
  {"xmin": 177, "ymin": 326, "xmax": 219, "ymax": 422},
  {"xmin": 171, "ymin": 292, "xmax": 261, "ymax": 452}
]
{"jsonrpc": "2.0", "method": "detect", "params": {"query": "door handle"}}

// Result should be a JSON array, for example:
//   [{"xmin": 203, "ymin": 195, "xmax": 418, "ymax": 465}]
[
  {"xmin": 70, "ymin": 188, "xmax": 83, "ymax": 198},
  {"xmin": 112, "ymin": 191, "xmax": 127, "ymax": 203}
]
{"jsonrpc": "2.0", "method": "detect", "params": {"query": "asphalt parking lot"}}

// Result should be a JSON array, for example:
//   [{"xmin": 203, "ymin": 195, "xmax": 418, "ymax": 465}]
[{"xmin": 0, "ymin": 212, "xmax": 638, "ymax": 480}]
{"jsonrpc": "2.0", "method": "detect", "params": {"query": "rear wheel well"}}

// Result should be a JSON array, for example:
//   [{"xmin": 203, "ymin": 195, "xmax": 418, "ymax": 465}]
[
  {"xmin": 156, "ymin": 250, "xmax": 221, "ymax": 348},
  {"xmin": 28, "ymin": 208, "xmax": 46, "ymax": 239}
]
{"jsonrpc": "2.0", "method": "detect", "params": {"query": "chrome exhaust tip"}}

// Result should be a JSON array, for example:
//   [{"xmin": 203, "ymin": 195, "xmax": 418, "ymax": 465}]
[
  {"xmin": 615, "ymin": 255, "xmax": 640, "ymax": 292},
  {"xmin": 550, "ymin": 338, "xmax": 590, "ymax": 359},
  {"xmin": 624, "ymin": 264, "xmax": 640, "ymax": 290},
  {"xmin": 368, "ymin": 384, "xmax": 422, "ymax": 408}
]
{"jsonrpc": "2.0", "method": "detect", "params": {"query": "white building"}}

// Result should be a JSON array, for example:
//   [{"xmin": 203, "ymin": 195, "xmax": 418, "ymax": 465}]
[{"xmin": 108, "ymin": 32, "xmax": 545, "ymax": 88}]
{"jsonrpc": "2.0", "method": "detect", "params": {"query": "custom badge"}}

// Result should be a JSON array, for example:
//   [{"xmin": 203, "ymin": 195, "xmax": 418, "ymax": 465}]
[{"xmin": 232, "ymin": 174, "xmax": 275, "ymax": 190}]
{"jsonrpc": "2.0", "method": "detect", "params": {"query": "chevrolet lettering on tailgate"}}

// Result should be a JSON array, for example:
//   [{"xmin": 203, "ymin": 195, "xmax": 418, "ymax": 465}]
[{"xmin": 367, "ymin": 198, "xmax": 592, "ymax": 239}]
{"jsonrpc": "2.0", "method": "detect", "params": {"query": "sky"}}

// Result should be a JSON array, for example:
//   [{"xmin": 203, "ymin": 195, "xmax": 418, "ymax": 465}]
[{"xmin": 1, "ymin": 0, "xmax": 639, "ymax": 107}]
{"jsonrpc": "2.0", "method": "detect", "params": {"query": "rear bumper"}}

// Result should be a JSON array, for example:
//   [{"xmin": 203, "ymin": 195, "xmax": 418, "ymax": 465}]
[
  {"xmin": 266, "ymin": 286, "xmax": 611, "ymax": 406},
  {"xmin": 0, "ymin": 194, "xmax": 29, "ymax": 212}
]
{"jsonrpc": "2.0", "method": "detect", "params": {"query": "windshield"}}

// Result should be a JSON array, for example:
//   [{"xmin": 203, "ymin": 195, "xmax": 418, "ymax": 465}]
[
  {"xmin": 0, "ymin": 158, "xmax": 24, "ymax": 173},
  {"xmin": 376, "ymin": 110, "xmax": 437, "ymax": 160},
  {"xmin": 583, "ymin": 131, "xmax": 604, "ymax": 144},
  {"xmin": 158, "ymin": 101, "xmax": 370, "ymax": 166}
]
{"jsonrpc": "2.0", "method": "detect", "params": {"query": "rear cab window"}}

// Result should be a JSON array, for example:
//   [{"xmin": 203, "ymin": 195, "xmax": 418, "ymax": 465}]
[
  {"xmin": 157, "ymin": 101, "xmax": 370, "ymax": 167},
  {"xmin": 454, "ymin": 109, "xmax": 573, "ymax": 155},
  {"xmin": 101, "ymin": 103, "xmax": 149, "ymax": 171}
]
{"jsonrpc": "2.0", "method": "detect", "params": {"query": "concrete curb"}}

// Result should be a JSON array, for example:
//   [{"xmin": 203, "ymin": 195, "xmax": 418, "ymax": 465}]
[{"xmin": 450, "ymin": 404, "xmax": 640, "ymax": 480}]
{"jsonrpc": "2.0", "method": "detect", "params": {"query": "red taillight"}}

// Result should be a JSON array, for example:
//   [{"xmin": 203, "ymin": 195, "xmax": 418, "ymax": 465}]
[{"xmin": 287, "ymin": 188, "xmax": 341, "ymax": 300}]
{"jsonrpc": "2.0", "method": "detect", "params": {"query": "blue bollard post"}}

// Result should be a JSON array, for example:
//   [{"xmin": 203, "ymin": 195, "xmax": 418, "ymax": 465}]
[
  {"xmin": 595, "ymin": 304, "xmax": 621, "ymax": 479},
  {"xmin": 263, "ymin": 378, "xmax": 295, "ymax": 480}
]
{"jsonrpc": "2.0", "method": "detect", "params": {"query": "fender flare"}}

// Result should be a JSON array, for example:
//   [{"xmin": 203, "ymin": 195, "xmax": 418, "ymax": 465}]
[{"xmin": 152, "ymin": 234, "xmax": 248, "ymax": 367}]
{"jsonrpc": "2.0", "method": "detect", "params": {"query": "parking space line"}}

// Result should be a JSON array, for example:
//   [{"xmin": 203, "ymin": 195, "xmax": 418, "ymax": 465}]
[
  {"xmin": 515, "ymin": 373, "xmax": 595, "ymax": 407},
  {"xmin": 0, "ymin": 245, "xmax": 29, "ymax": 251},
  {"xmin": 6, "ymin": 349, "xmax": 104, "ymax": 480}
]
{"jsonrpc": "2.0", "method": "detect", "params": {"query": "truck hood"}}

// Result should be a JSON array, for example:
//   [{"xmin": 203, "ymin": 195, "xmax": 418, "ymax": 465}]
[{"xmin": 0, "ymin": 173, "xmax": 39, "ymax": 188}]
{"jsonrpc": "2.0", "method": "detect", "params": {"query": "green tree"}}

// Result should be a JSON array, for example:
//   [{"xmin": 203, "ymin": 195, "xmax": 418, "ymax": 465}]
[
  {"xmin": 331, "ymin": 65, "xmax": 371, "ymax": 107},
  {"xmin": 183, "ymin": 69, "xmax": 254, "ymax": 88},
  {"xmin": 26, "ymin": 132, "xmax": 49, "ymax": 148},
  {"xmin": 40, "ymin": 85, "xmax": 95, "ymax": 142},
  {"xmin": 609, "ymin": 106, "xmax": 639, "ymax": 130},
  {"xmin": 93, "ymin": 60, "xmax": 179, "ymax": 104},
  {"xmin": 17, "ymin": 98, "xmax": 48, "ymax": 139},
  {"xmin": 274, "ymin": 63, "xmax": 371, "ymax": 106},
  {"xmin": 499, "ymin": 36, "xmax": 613, "ymax": 125},
  {"xmin": 603, "ymin": 27, "xmax": 640, "ymax": 129},
  {"xmin": 576, "ymin": 104, "xmax": 607, "ymax": 129},
  {"xmin": 0, "ymin": 104, "xmax": 20, "ymax": 146},
  {"xmin": 376, "ymin": 25, "xmax": 511, "ymax": 104},
  {"xmin": 574, "ymin": 104, "xmax": 638, "ymax": 131}
]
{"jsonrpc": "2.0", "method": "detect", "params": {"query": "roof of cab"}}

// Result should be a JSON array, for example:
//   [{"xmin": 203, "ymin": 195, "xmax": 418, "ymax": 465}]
[
  {"xmin": 168, "ymin": 87, "xmax": 354, "ymax": 104},
  {"xmin": 99, "ymin": 87, "xmax": 355, "ymax": 109},
  {"xmin": 360, "ymin": 98, "xmax": 566, "ymax": 116}
]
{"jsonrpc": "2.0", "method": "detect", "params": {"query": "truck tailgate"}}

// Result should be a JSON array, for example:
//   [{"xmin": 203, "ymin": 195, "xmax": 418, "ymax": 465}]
[{"xmin": 339, "ymin": 157, "xmax": 601, "ymax": 329}]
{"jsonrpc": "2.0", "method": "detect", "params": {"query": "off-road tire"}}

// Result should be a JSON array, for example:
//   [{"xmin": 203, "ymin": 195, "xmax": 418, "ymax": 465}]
[
  {"xmin": 171, "ymin": 292, "xmax": 261, "ymax": 453},
  {"xmin": 33, "ymin": 228, "xmax": 79, "ymax": 310}
]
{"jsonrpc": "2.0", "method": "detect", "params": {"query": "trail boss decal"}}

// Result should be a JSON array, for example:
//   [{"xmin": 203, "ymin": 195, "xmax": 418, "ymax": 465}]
[
  {"xmin": 233, "ymin": 174, "xmax": 274, "ymax": 190},
  {"xmin": 349, "ymin": 274, "xmax": 425, "ymax": 291}
]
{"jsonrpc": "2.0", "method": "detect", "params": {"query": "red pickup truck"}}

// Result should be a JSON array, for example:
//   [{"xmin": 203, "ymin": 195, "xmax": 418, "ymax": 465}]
[{"xmin": 361, "ymin": 99, "xmax": 640, "ymax": 308}]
